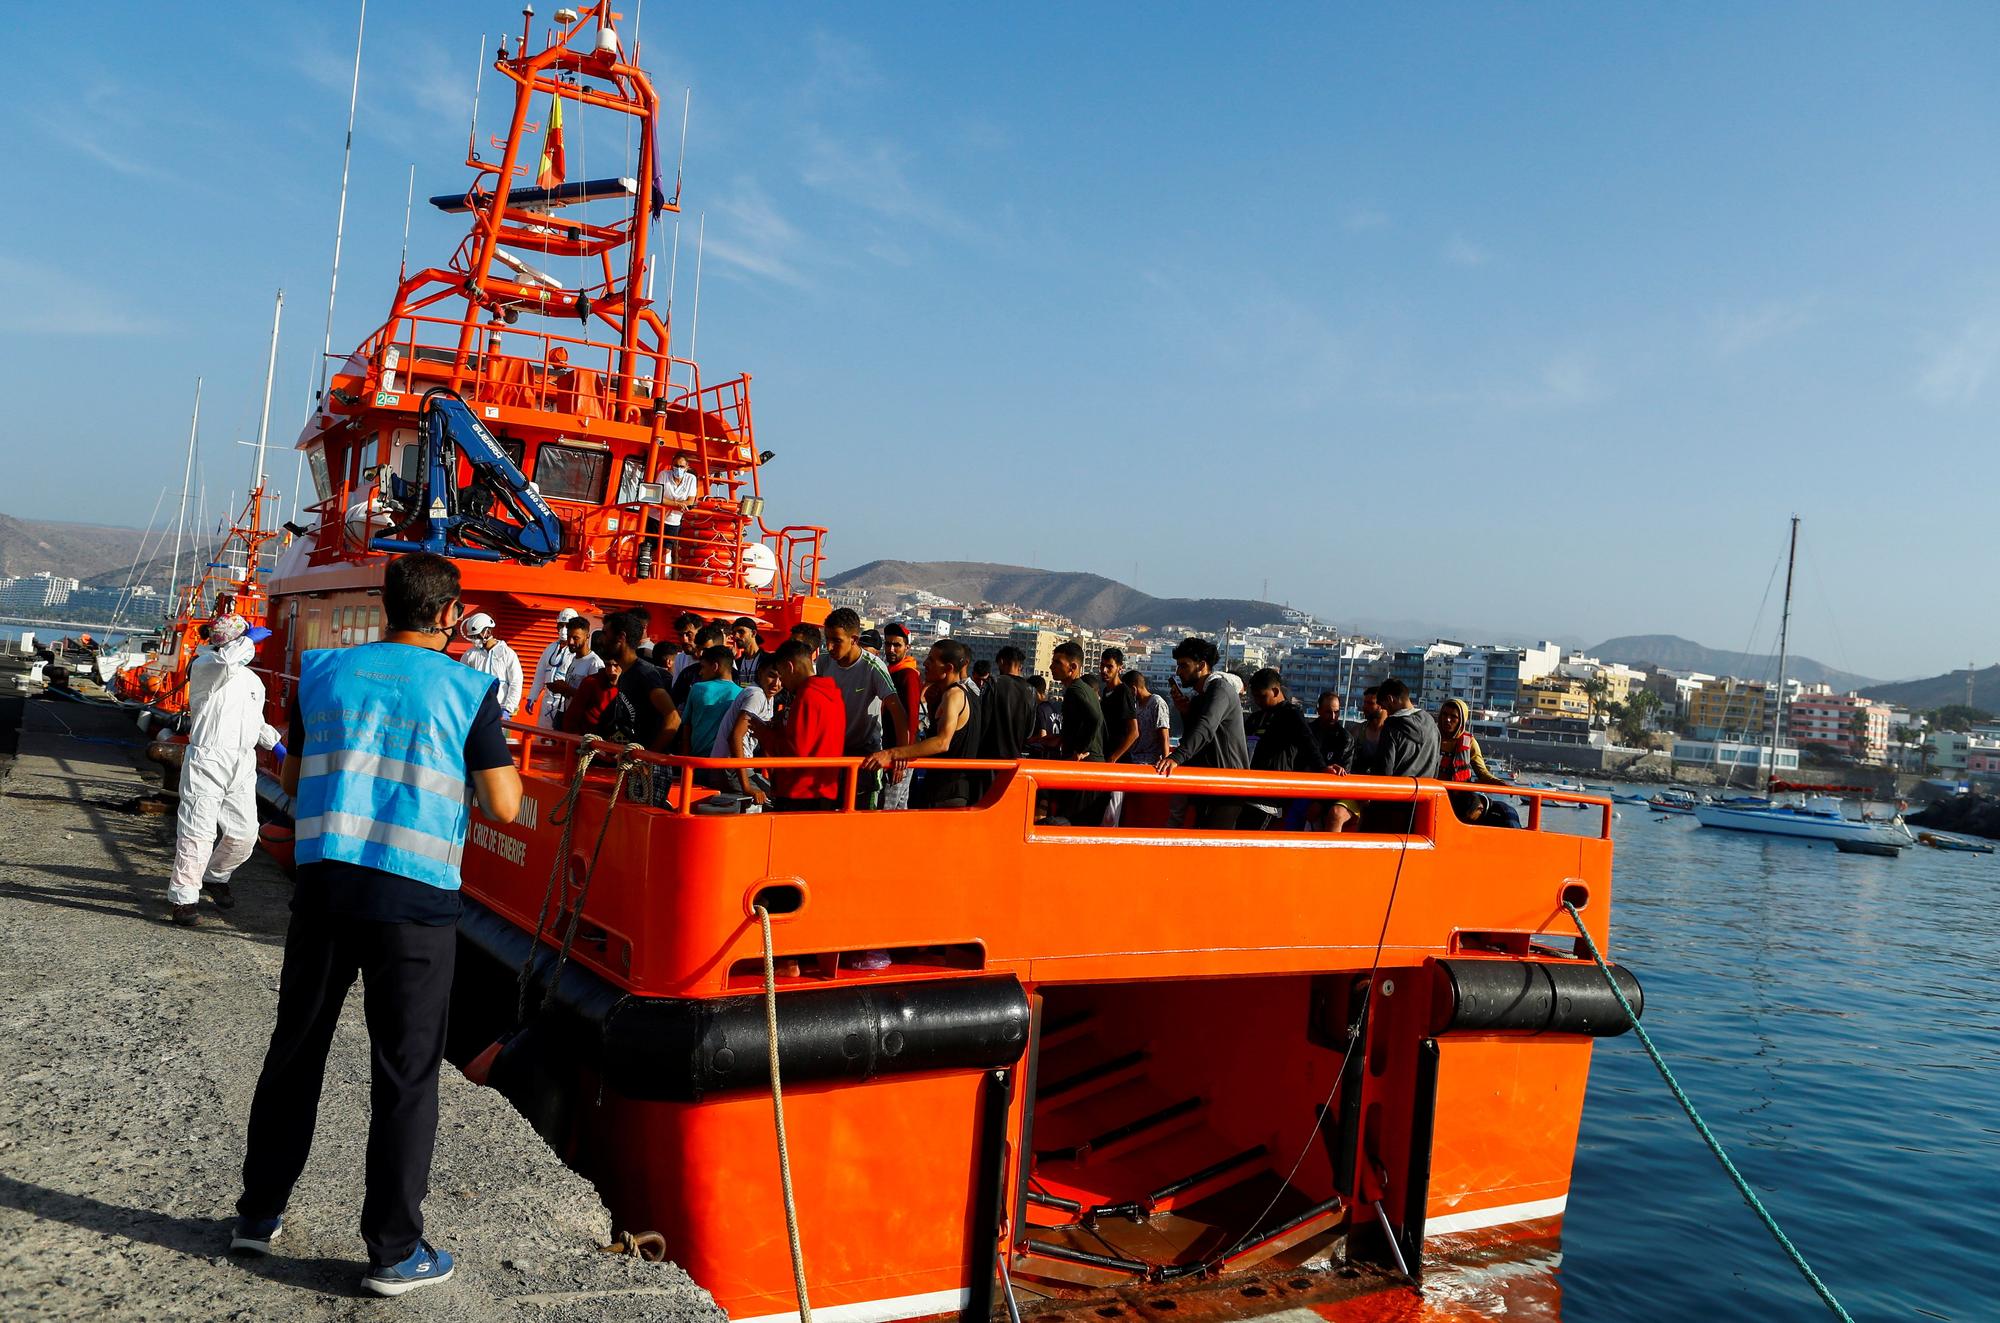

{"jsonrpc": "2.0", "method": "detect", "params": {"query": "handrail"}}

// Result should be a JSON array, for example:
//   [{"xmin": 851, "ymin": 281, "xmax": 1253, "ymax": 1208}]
[{"xmin": 502, "ymin": 722, "xmax": 1614, "ymax": 838}]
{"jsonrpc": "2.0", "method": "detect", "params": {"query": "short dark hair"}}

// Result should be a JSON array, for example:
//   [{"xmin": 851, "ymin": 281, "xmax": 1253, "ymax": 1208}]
[
  {"xmin": 884, "ymin": 622, "xmax": 909, "ymax": 642},
  {"xmin": 1172, "ymin": 637, "xmax": 1219, "ymax": 667},
  {"xmin": 1378, "ymin": 678, "xmax": 1409, "ymax": 704},
  {"xmin": 774, "ymin": 639, "xmax": 816, "ymax": 669},
  {"xmin": 695, "ymin": 622, "xmax": 726, "ymax": 648},
  {"xmin": 1363, "ymin": 685, "xmax": 1381, "ymax": 699},
  {"xmin": 932, "ymin": 638, "xmax": 970, "ymax": 672},
  {"xmin": 383, "ymin": 552, "xmax": 460, "ymax": 632},
  {"xmin": 1317, "ymin": 690, "xmax": 1338, "ymax": 705},
  {"xmin": 563, "ymin": 616, "xmax": 590, "ymax": 636},
  {"xmin": 1250, "ymin": 667, "xmax": 1285, "ymax": 695},
  {"xmin": 1053, "ymin": 640, "xmax": 1084, "ymax": 666},
  {"xmin": 995, "ymin": 645, "xmax": 1025, "ymax": 667},
  {"xmin": 789, "ymin": 623, "xmax": 823, "ymax": 652},
  {"xmin": 604, "ymin": 610, "xmax": 647, "ymax": 652},
  {"xmin": 701, "ymin": 644, "xmax": 732, "ymax": 668},
  {"xmin": 971, "ymin": 660, "xmax": 992, "ymax": 678},
  {"xmin": 674, "ymin": 611, "xmax": 704, "ymax": 632},
  {"xmin": 755, "ymin": 654, "xmax": 781, "ymax": 675},
  {"xmin": 1032, "ymin": 675, "xmax": 1048, "ymax": 696},
  {"xmin": 1102, "ymin": 646, "xmax": 1124, "ymax": 666},
  {"xmin": 825, "ymin": 607, "xmax": 862, "ymax": 634},
  {"xmin": 1122, "ymin": 670, "xmax": 1148, "ymax": 690}
]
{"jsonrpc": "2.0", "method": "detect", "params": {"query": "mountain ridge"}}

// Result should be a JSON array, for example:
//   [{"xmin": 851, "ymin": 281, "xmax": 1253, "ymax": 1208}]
[
  {"xmin": 824, "ymin": 560, "xmax": 1294, "ymax": 634},
  {"xmin": 1588, "ymin": 633, "xmax": 1879, "ymax": 691}
]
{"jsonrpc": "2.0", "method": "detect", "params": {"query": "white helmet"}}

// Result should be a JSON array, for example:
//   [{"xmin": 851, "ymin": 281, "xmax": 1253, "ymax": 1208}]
[
  {"xmin": 461, "ymin": 612, "xmax": 496, "ymax": 639},
  {"xmin": 556, "ymin": 607, "xmax": 581, "ymax": 624}
]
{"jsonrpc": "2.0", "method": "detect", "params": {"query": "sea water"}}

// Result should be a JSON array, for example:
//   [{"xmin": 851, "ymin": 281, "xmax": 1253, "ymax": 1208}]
[{"xmin": 1544, "ymin": 804, "xmax": 1997, "ymax": 1320}]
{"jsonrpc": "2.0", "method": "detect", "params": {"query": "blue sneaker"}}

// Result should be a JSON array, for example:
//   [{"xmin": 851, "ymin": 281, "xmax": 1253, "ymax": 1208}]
[
  {"xmin": 229, "ymin": 1215, "xmax": 283, "ymax": 1254},
  {"xmin": 362, "ymin": 1240, "xmax": 454, "ymax": 1297}
]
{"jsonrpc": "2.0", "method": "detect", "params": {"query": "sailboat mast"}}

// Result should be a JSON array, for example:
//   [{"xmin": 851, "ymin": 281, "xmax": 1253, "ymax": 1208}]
[
  {"xmin": 1766, "ymin": 514, "xmax": 1800, "ymax": 795},
  {"xmin": 166, "ymin": 379, "xmax": 202, "ymax": 618},
  {"xmin": 252, "ymin": 290, "xmax": 284, "ymax": 495}
]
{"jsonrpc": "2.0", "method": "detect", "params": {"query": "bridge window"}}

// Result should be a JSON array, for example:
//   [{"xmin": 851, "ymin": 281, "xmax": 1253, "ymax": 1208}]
[{"xmin": 533, "ymin": 442, "xmax": 610, "ymax": 503}]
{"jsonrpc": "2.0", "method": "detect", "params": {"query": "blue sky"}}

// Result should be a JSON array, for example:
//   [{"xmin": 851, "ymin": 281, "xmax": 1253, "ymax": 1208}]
[{"xmin": 4, "ymin": 2, "xmax": 1997, "ymax": 679}]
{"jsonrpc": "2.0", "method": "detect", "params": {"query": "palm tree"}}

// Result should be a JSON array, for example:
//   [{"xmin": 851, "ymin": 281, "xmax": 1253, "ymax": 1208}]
[{"xmin": 1580, "ymin": 674, "xmax": 1612, "ymax": 726}]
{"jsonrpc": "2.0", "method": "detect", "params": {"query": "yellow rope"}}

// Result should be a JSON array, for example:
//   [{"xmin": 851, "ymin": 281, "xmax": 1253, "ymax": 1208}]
[{"xmin": 756, "ymin": 903, "xmax": 811, "ymax": 1323}]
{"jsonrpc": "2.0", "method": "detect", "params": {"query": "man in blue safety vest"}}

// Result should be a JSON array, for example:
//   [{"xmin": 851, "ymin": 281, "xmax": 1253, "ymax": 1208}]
[{"xmin": 230, "ymin": 552, "xmax": 522, "ymax": 1298}]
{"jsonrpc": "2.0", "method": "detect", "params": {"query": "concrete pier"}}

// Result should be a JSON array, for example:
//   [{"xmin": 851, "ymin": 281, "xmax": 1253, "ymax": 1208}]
[{"xmin": 0, "ymin": 693, "xmax": 725, "ymax": 1322}]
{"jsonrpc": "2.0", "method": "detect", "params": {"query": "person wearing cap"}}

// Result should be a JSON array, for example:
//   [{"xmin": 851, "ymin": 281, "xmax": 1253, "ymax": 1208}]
[
  {"xmin": 528, "ymin": 608, "xmax": 583, "ymax": 728},
  {"xmin": 458, "ymin": 611, "xmax": 522, "ymax": 716},
  {"xmin": 166, "ymin": 614, "xmax": 282, "ymax": 926}
]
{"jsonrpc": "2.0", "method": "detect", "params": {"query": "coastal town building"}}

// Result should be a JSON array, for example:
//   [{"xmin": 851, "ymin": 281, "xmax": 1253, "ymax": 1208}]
[
  {"xmin": 0, "ymin": 573, "xmax": 80, "ymax": 613},
  {"xmin": 1687, "ymin": 678, "xmax": 1769, "ymax": 741},
  {"xmin": 1670, "ymin": 739, "xmax": 1801, "ymax": 775},
  {"xmin": 1785, "ymin": 688, "xmax": 1891, "ymax": 763},
  {"xmin": 1517, "ymin": 677, "xmax": 1591, "ymax": 719}
]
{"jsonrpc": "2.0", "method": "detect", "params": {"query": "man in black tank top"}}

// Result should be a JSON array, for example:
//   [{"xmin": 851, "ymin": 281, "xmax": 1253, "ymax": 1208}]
[{"xmin": 863, "ymin": 639, "xmax": 984, "ymax": 808}]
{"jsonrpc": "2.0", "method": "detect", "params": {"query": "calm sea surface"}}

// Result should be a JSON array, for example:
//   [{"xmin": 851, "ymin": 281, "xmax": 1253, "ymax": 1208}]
[{"xmin": 1457, "ymin": 798, "xmax": 2000, "ymax": 1322}]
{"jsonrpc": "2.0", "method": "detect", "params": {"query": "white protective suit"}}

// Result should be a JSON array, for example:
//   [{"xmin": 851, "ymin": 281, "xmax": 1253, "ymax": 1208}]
[
  {"xmin": 464, "ymin": 638, "xmax": 523, "ymax": 715},
  {"xmin": 168, "ymin": 638, "xmax": 281, "ymax": 905}
]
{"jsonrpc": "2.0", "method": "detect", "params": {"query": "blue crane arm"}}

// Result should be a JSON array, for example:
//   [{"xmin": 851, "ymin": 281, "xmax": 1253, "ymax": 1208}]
[{"xmin": 371, "ymin": 390, "xmax": 564, "ymax": 564}]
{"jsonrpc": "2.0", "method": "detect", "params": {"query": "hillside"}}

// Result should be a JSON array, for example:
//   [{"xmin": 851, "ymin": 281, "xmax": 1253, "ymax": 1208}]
[
  {"xmin": 825, "ymin": 560, "xmax": 1293, "ymax": 634},
  {"xmin": 1590, "ymin": 634, "xmax": 1878, "ymax": 692},
  {"xmin": 0, "ymin": 513, "xmax": 150, "ymax": 583},
  {"xmin": 1853, "ymin": 665, "xmax": 2000, "ymax": 712}
]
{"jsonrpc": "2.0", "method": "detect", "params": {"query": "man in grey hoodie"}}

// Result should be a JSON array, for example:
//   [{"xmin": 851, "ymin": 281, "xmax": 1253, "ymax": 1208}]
[
  {"xmin": 1156, "ymin": 636, "xmax": 1249, "ymax": 829},
  {"xmin": 1366, "ymin": 677, "xmax": 1439, "ymax": 831}
]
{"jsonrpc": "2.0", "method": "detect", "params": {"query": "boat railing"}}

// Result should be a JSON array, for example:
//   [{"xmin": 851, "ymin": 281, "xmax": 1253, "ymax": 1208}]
[
  {"xmin": 504, "ymin": 723, "xmax": 1613, "ymax": 838},
  {"xmin": 345, "ymin": 311, "xmax": 750, "ymax": 437}
]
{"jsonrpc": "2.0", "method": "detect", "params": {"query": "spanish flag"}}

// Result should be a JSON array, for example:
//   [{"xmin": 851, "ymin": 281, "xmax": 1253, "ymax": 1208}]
[{"xmin": 536, "ymin": 93, "xmax": 566, "ymax": 189}]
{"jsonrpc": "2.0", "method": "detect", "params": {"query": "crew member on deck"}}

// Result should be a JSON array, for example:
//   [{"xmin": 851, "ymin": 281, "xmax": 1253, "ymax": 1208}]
[{"xmin": 458, "ymin": 611, "xmax": 522, "ymax": 716}]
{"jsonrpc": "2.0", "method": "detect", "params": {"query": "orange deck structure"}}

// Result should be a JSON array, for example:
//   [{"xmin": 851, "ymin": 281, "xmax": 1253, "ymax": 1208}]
[{"xmin": 253, "ymin": 7, "xmax": 1642, "ymax": 1321}]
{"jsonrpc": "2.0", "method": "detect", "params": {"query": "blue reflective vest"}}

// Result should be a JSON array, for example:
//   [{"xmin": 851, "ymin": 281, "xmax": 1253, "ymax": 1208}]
[{"xmin": 293, "ymin": 643, "xmax": 495, "ymax": 891}]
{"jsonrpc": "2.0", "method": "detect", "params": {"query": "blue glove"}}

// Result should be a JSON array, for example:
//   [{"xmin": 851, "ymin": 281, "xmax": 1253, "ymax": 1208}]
[{"xmin": 272, "ymin": 741, "xmax": 287, "ymax": 766}]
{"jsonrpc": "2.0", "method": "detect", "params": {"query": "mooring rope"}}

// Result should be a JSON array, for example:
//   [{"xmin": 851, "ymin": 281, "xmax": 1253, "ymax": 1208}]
[
  {"xmin": 538, "ymin": 745, "xmax": 643, "ymax": 1017},
  {"xmin": 516, "ymin": 735, "xmax": 602, "ymax": 1024},
  {"xmin": 755, "ymin": 903, "xmax": 812, "ymax": 1323},
  {"xmin": 1562, "ymin": 900, "xmax": 1856, "ymax": 1323}
]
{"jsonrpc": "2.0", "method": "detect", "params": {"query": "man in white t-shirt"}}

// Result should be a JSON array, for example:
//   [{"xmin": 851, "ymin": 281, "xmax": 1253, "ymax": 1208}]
[
  {"xmin": 711, "ymin": 653, "xmax": 783, "ymax": 803},
  {"xmin": 544, "ymin": 618, "xmax": 604, "ymax": 726},
  {"xmin": 529, "ymin": 609, "xmax": 582, "ymax": 728},
  {"xmin": 659, "ymin": 453, "xmax": 700, "ymax": 578}
]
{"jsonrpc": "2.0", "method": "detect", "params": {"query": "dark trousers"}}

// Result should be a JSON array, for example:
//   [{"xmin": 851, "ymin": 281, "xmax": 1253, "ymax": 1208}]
[
  {"xmin": 238, "ymin": 909, "xmax": 456, "ymax": 1267},
  {"xmin": 1194, "ymin": 799, "xmax": 1244, "ymax": 831}
]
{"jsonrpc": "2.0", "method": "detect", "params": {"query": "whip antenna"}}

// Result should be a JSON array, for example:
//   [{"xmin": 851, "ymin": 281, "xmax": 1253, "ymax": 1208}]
[{"xmin": 316, "ymin": 0, "xmax": 367, "ymax": 400}]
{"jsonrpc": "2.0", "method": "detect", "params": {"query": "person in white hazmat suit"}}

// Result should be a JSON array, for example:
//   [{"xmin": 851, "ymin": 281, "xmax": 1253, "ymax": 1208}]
[
  {"xmin": 167, "ymin": 614, "xmax": 281, "ymax": 926},
  {"xmin": 459, "ymin": 611, "xmax": 523, "ymax": 716}
]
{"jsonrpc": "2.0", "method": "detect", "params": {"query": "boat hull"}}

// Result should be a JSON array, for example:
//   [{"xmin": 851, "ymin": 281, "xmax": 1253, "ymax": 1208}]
[{"xmin": 1693, "ymin": 804, "xmax": 1911, "ymax": 848}]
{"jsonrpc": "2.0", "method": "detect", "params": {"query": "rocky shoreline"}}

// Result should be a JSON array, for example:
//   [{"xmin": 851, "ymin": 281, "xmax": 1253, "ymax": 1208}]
[{"xmin": 1908, "ymin": 791, "xmax": 2000, "ymax": 842}]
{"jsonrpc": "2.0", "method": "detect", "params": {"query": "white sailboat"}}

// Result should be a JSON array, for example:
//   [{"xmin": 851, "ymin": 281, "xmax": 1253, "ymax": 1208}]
[{"xmin": 1693, "ymin": 517, "xmax": 1913, "ymax": 849}]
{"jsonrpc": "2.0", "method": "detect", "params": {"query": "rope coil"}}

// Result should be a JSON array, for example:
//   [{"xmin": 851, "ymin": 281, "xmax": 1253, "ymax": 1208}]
[{"xmin": 1563, "ymin": 900, "xmax": 1856, "ymax": 1323}]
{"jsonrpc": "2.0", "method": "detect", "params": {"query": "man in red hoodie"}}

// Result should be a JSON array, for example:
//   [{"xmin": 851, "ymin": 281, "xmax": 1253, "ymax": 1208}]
[{"xmin": 753, "ymin": 639, "xmax": 846, "ymax": 811}]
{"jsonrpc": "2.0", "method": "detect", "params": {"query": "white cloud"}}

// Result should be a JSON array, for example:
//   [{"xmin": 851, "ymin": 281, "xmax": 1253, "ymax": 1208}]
[
  {"xmin": 1712, "ymin": 300, "xmax": 1813, "ymax": 356},
  {"xmin": 1343, "ymin": 207, "xmax": 1390, "ymax": 232},
  {"xmin": 801, "ymin": 126, "xmax": 970, "ymax": 237},
  {"xmin": 1442, "ymin": 235, "xmax": 1489, "ymax": 267},
  {"xmin": 1916, "ymin": 320, "xmax": 2000, "ymax": 406},
  {"xmin": 0, "ymin": 256, "xmax": 161, "ymax": 336},
  {"xmin": 702, "ymin": 180, "xmax": 811, "ymax": 287}
]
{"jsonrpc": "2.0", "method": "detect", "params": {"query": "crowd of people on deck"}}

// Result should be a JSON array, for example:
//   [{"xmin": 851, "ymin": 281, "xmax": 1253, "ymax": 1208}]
[{"xmin": 473, "ymin": 608, "xmax": 1524, "ymax": 829}]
